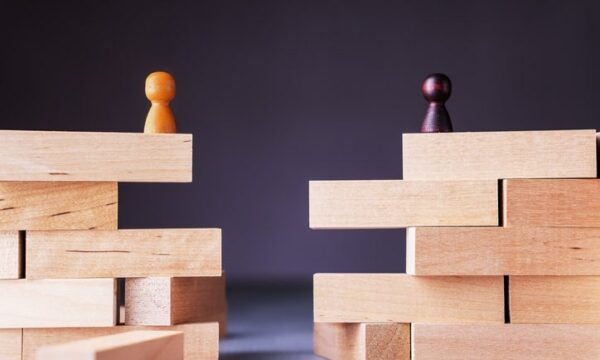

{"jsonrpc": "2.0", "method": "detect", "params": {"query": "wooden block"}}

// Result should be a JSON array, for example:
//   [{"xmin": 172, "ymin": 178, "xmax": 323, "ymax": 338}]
[
  {"xmin": 314, "ymin": 274, "xmax": 504, "ymax": 323},
  {"xmin": 0, "ymin": 130, "xmax": 192, "ymax": 182},
  {"xmin": 407, "ymin": 227, "xmax": 600, "ymax": 275},
  {"xmin": 309, "ymin": 180, "xmax": 498, "ymax": 228},
  {"xmin": 402, "ymin": 129, "xmax": 597, "ymax": 180},
  {"xmin": 0, "ymin": 231, "xmax": 22, "ymax": 279},
  {"xmin": 0, "ymin": 182, "xmax": 117, "ymax": 230},
  {"xmin": 23, "ymin": 322, "xmax": 218, "ymax": 360},
  {"xmin": 510, "ymin": 276, "xmax": 600, "ymax": 324},
  {"xmin": 125, "ymin": 275, "xmax": 226, "ymax": 328},
  {"xmin": 36, "ymin": 330, "xmax": 183, "ymax": 360},
  {"xmin": 0, "ymin": 329, "xmax": 22, "ymax": 360},
  {"xmin": 26, "ymin": 229, "xmax": 222, "ymax": 279},
  {"xmin": 314, "ymin": 323, "xmax": 409, "ymax": 360},
  {"xmin": 503, "ymin": 179, "xmax": 600, "ymax": 227},
  {"xmin": 0, "ymin": 278, "xmax": 116, "ymax": 328},
  {"xmin": 412, "ymin": 324, "xmax": 600, "ymax": 360}
]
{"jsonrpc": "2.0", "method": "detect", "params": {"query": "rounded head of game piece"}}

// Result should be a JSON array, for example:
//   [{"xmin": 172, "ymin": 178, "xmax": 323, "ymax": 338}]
[
  {"xmin": 145, "ymin": 71, "xmax": 176, "ymax": 102},
  {"xmin": 421, "ymin": 73, "xmax": 451, "ymax": 103}
]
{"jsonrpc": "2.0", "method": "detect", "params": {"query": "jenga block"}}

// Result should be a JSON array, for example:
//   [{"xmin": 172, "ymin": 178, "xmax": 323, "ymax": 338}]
[
  {"xmin": 314, "ymin": 323, "xmax": 409, "ymax": 360},
  {"xmin": 314, "ymin": 274, "xmax": 504, "ymax": 323},
  {"xmin": 0, "ymin": 279, "xmax": 116, "ymax": 328},
  {"xmin": 0, "ymin": 130, "xmax": 192, "ymax": 182},
  {"xmin": 36, "ymin": 330, "xmax": 183, "ymax": 360},
  {"xmin": 503, "ymin": 179, "xmax": 600, "ymax": 227},
  {"xmin": 402, "ymin": 129, "xmax": 596, "ymax": 180},
  {"xmin": 23, "ymin": 322, "xmax": 218, "ymax": 360},
  {"xmin": 26, "ymin": 229, "xmax": 222, "ymax": 279},
  {"xmin": 0, "ymin": 231, "xmax": 22, "ymax": 279},
  {"xmin": 412, "ymin": 324, "xmax": 600, "ymax": 360},
  {"xmin": 407, "ymin": 227, "xmax": 600, "ymax": 275},
  {"xmin": 0, "ymin": 182, "xmax": 117, "ymax": 230},
  {"xmin": 510, "ymin": 276, "xmax": 600, "ymax": 324},
  {"xmin": 0, "ymin": 329, "xmax": 22, "ymax": 360},
  {"xmin": 125, "ymin": 275, "xmax": 226, "ymax": 329},
  {"xmin": 309, "ymin": 180, "xmax": 498, "ymax": 228}
]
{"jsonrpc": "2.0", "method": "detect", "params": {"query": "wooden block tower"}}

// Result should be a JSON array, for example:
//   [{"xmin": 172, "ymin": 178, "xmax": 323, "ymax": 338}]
[
  {"xmin": 0, "ymin": 72, "xmax": 223, "ymax": 360},
  {"xmin": 310, "ymin": 75, "xmax": 600, "ymax": 359}
]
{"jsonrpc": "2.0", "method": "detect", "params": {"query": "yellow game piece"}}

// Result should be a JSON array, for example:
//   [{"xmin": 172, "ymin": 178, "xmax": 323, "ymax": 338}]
[{"xmin": 144, "ymin": 71, "xmax": 177, "ymax": 133}]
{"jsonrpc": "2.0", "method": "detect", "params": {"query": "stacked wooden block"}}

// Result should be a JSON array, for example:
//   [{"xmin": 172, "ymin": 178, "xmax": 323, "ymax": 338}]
[
  {"xmin": 310, "ymin": 129, "xmax": 600, "ymax": 359},
  {"xmin": 0, "ymin": 130, "xmax": 224, "ymax": 360}
]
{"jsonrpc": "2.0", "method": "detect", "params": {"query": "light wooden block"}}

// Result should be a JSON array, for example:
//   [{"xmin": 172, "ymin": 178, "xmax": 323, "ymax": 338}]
[
  {"xmin": 125, "ymin": 275, "xmax": 226, "ymax": 329},
  {"xmin": 0, "ymin": 130, "xmax": 192, "ymax": 182},
  {"xmin": 314, "ymin": 274, "xmax": 504, "ymax": 323},
  {"xmin": 36, "ymin": 330, "xmax": 183, "ymax": 360},
  {"xmin": 0, "ymin": 278, "xmax": 116, "ymax": 328},
  {"xmin": 26, "ymin": 229, "xmax": 222, "ymax": 279},
  {"xmin": 503, "ymin": 179, "xmax": 600, "ymax": 227},
  {"xmin": 314, "ymin": 323, "xmax": 409, "ymax": 360},
  {"xmin": 0, "ymin": 182, "xmax": 117, "ymax": 230},
  {"xmin": 407, "ymin": 227, "xmax": 600, "ymax": 275},
  {"xmin": 0, "ymin": 231, "xmax": 22, "ymax": 279},
  {"xmin": 412, "ymin": 324, "xmax": 600, "ymax": 360},
  {"xmin": 0, "ymin": 329, "xmax": 22, "ymax": 360},
  {"xmin": 402, "ymin": 129, "xmax": 597, "ymax": 180},
  {"xmin": 309, "ymin": 180, "xmax": 498, "ymax": 228},
  {"xmin": 510, "ymin": 276, "xmax": 600, "ymax": 324},
  {"xmin": 23, "ymin": 322, "xmax": 218, "ymax": 360}
]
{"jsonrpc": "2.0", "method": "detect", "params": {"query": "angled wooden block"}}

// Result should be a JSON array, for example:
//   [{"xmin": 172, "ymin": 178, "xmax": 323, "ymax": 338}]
[
  {"xmin": 0, "ymin": 329, "xmax": 22, "ymax": 360},
  {"xmin": 309, "ymin": 180, "xmax": 498, "ymax": 228},
  {"xmin": 0, "ymin": 278, "xmax": 116, "ymax": 328},
  {"xmin": 503, "ymin": 179, "xmax": 600, "ymax": 227},
  {"xmin": 407, "ymin": 227, "xmax": 600, "ymax": 275},
  {"xmin": 0, "ymin": 182, "xmax": 117, "ymax": 230},
  {"xmin": 26, "ymin": 229, "xmax": 222, "ymax": 279},
  {"xmin": 23, "ymin": 322, "xmax": 218, "ymax": 360},
  {"xmin": 125, "ymin": 275, "xmax": 226, "ymax": 330},
  {"xmin": 403, "ymin": 129, "xmax": 597, "ymax": 180},
  {"xmin": 0, "ymin": 231, "xmax": 22, "ymax": 279},
  {"xmin": 412, "ymin": 324, "xmax": 600, "ymax": 360},
  {"xmin": 314, "ymin": 274, "xmax": 504, "ymax": 324},
  {"xmin": 36, "ymin": 330, "xmax": 183, "ymax": 360},
  {"xmin": 0, "ymin": 130, "xmax": 192, "ymax": 182},
  {"xmin": 314, "ymin": 323, "xmax": 409, "ymax": 360},
  {"xmin": 511, "ymin": 276, "xmax": 600, "ymax": 324}
]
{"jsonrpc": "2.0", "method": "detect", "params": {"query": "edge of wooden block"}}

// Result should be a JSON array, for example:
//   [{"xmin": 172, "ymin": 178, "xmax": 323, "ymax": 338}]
[{"xmin": 405, "ymin": 228, "xmax": 415, "ymax": 275}]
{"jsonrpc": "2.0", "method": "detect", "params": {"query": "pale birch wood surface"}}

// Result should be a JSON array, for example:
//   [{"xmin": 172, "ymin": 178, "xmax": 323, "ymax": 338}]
[
  {"xmin": 403, "ymin": 129, "xmax": 597, "ymax": 180},
  {"xmin": 0, "ymin": 231, "xmax": 22, "ymax": 279},
  {"xmin": 26, "ymin": 229, "xmax": 221, "ymax": 279},
  {"xmin": 0, "ymin": 130, "xmax": 192, "ymax": 182}
]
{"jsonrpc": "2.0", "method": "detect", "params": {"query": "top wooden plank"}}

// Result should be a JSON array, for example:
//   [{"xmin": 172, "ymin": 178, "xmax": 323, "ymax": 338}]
[
  {"xmin": 0, "ymin": 130, "xmax": 192, "ymax": 182},
  {"xmin": 402, "ymin": 130, "xmax": 597, "ymax": 180}
]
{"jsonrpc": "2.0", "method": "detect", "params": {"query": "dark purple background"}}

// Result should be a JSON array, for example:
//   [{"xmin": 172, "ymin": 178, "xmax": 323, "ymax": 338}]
[{"xmin": 1, "ymin": 1, "xmax": 599, "ymax": 281}]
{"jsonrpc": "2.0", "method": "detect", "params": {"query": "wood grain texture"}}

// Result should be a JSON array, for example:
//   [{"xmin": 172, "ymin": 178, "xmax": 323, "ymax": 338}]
[
  {"xmin": 0, "ymin": 130, "xmax": 192, "ymax": 182},
  {"xmin": 0, "ymin": 329, "xmax": 22, "ymax": 360},
  {"xmin": 407, "ymin": 227, "xmax": 600, "ymax": 275},
  {"xmin": 0, "ymin": 231, "xmax": 22, "ymax": 279},
  {"xmin": 412, "ymin": 324, "xmax": 600, "ymax": 360},
  {"xmin": 403, "ymin": 129, "xmax": 597, "ymax": 180},
  {"xmin": 314, "ymin": 274, "xmax": 504, "ymax": 324},
  {"xmin": 36, "ymin": 330, "xmax": 183, "ymax": 360},
  {"xmin": 23, "ymin": 322, "xmax": 218, "ymax": 360},
  {"xmin": 26, "ymin": 229, "xmax": 222, "ymax": 279},
  {"xmin": 125, "ymin": 275, "xmax": 226, "ymax": 330},
  {"xmin": 503, "ymin": 179, "xmax": 600, "ymax": 227},
  {"xmin": 0, "ymin": 278, "xmax": 116, "ymax": 328},
  {"xmin": 314, "ymin": 323, "xmax": 409, "ymax": 360},
  {"xmin": 0, "ymin": 182, "xmax": 117, "ymax": 230},
  {"xmin": 511, "ymin": 276, "xmax": 600, "ymax": 324},
  {"xmin": 309, "ymin": 180, "xmax": 498, "ymax": 228}
]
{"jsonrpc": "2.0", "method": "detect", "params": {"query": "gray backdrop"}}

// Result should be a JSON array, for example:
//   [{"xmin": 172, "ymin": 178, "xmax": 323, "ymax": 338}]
[{"xmin": 2, "ymin": 0, "xmax": 599, "ymax": 281}]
